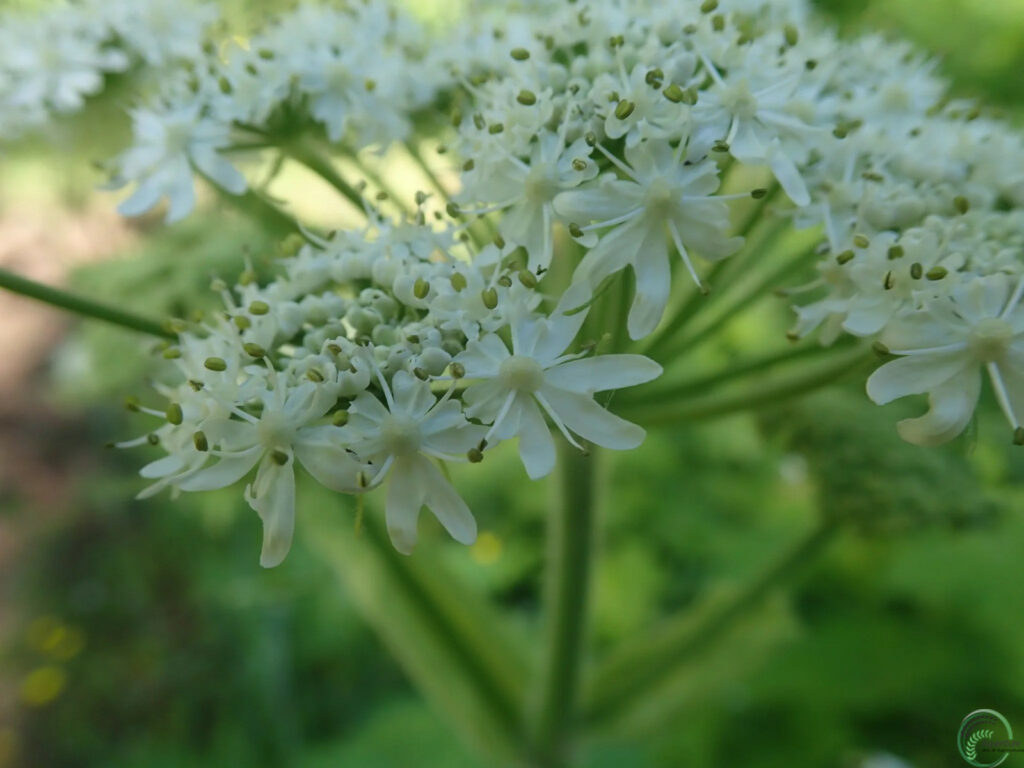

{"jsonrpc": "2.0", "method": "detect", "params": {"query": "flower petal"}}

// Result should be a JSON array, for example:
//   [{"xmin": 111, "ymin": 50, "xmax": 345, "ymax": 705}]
[
  {"xmin": 177, "ymin": 446, "xmax": 262, "ymax": 491},
  {"xmin": 386, "ymin": 456, "xmax": 426, "ymax": 555},
  {"xmin": 866, "ymin": 352, "xmax": 969, "ymax": 405},
  {"xmin": 417, "ymin": 456, "xmax": 477, "ymax": 546},
  {"xmin": 247, "ymin": 458, "xmax": 296, "ymax": 568},
  {"xmin": 517, "ymin": 397, "xmax": 556, "ymax": 479},
  {"xmin": 545, "ymin": 354, "xmax": 662, "ymax": 393},
  {"xmin": 539, "ymin": 386, "xmax": 645, "ymax": 450},
  {"xmin": 896, "ymin": 369, "xmax": 981, "ymax": 446}
]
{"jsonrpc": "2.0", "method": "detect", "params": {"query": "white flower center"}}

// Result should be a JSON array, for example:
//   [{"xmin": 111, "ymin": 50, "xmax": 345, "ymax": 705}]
[
  {"xmin": 258, "ymin": 411, "xmax": 296, "ymax": 450},
  {"xmin": 645, "ymin": 176, "xmax": 677, "ymax": 217},
  {"xmin": 969, "ymin": 318, "xmax": 1014, "ymax": 362},
  {"xmin": 164, "ymin": 120, "xmax": 194, "ymax": 154},
  {"xmin": 524, "ymin": 166, "xmax": 557, "ymax": 204},
  {"xmin": 378, "ymin": 413, "xmax": 423, "ymax": 455},
  {"xmin": 719, "ymin": 80, "xmax": 758, "ymax": 120},
  {"xmin": 499, "ymin": 355, "xmax": 545, "ymax": 392}
]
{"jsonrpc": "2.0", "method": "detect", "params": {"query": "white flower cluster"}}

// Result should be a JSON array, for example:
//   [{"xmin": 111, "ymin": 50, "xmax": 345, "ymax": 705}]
[
  {"xmin": 0, "ymin": 0, "xmax": 215, "ymax": 141},
  {"xmin": 78, "ymin": 0, "xmax": 1024, "ymax": 563},
  {"xmin": 107, "ymin": 2, "xmax": 445, "ymax": 222}
]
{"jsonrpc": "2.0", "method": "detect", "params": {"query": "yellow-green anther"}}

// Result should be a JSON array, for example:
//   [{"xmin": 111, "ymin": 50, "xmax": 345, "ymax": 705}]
[
  {"xmin": 188, "ymin": 379, "xmax": 203, "ymax": 391},
  {"xmin": 193, "ymin": 431, "xmax": 209, "ymax": 452},
  {"xmin": 162, "ymin": 347, "xmax": 181, "ymax": 359},
  {"xmin": 833, "ymin": 125, "xmax": 848, "ymax": 139},
  {"xmin": 451, "ymin": 272, "xmax": 468, "ymax": 291},
  {"xmin": 166, "ymin": 403, "xmax": 183, "ymax": 425},
  {"xmin": 569, "ymin": 223, "xmax": 584, "ymax": 238},
  {"xmin": 472, "ymin": 113, "xmax": 485, "ymax": 130},
  {"xmin": 204, "ymin": 357, "xmax": 228, "ymax": 372},
  {"xmin": 784, "ymin": 24, "xmax": 799, "ymax": 46},
  {"xmin": 493, "ymin": 234, "xmax": 506, "ymax": 249},
  {"xmin": 872, "ymin": 341, "xmax": 890, "ymax": 357},
  {"xmin": 614, "ymin": 100, "xmax": 636, "ymax": 120},
  {"xmin": 332, "ymin": 410, "xmax": 349, "ymax": 427},
  {"xmin": 271, "ymin": 449, "xmax": 289, "ymax": 466},
  {"xmin": 243, "ymin": 342, "xmax": 267, "ymax": 358},
  {"xmin": 414, "ymin": 277, "xmax": 430, "ymax": 299},
  {"xmin": 306, "ymin": 369, "xmax": 324, "ymax": 383},
  {"xmin": 482, "ymin": 287, "xmax": 498, "ymax": 309},
  {"xmin": 645, "ymin": 68, "xmax": 664, "ymax": 87},
  {"xmin": 926, "ymin": 266, "xmax": 948, "ymax": 281},
  {"xmin": 488, "ymin": 123, "xmax": 504, "ymax": 134},
  {"xmin": 375, "ymin": 191, "xmax": 389, "ymax": 201},
  {"xmin": 853, "ymin": 234, "xmax": 870, "ymax": 248},
  {"xmin": 249, "ymin": 300, "xmax": 269, "ymax": 315},
  {"xmin": 234, "ymin": 315, "xmax": 251, "ymax": 330},
  {"xmin": 239, "ymin": 269, "xmax": 256, "ymax": 285},
  {"xmin": 413, "ymin": 367, "xmax": 429, "ymax": 381},
  {"xmin": 1015, "ymin": 427, "xmax": 1024, "ymax": 446},
  {"xmin": 585, "ymin": 132, "xmax": 597, "ymax": 146},
  {"xmin": 663, "ymin": 83, "xmax": 686, "ymax": 103},
  {"xmin": 883, "ymin": 271, "xmax": 894, "ymax": 290},
  {"xmin": 751, "ymin": 188, "xmax": 768, "ymax": 199},
  {"xmin": 446, "ymin": 202, "xmax": 461, "ymax": 218},
  {"xmin": 210, "ymin": 278, "xmax": 227, "ymax": 292},
  {"xmin": 415, "ymin": 190, "xmax": 428, "ymax": 206},
  {"xmin": 572, "ymin": 158, "xmax": 588, "ymax": 171},
  {"xmin": 125, "ymin": 396, "xmax": 141, "ymax": 412},
  {"xmin": 517, "ymin": 89, "xmax": 537, "ymax": 106},
  {"xmin": 257, "ymin": 48, "xmax": 274, "ymax": 59},
  {"xmin": 712, "ymin": 140, "xmax": 730, "ymax": 153},
  {"xmin": 463, "ymin": 159, "xmax": 475, "ymax": 171},
  {"xmin": 711, "ymin": 14, "xmax": 725, "ymax": 31},
  {"xmin": 836, "ymin": 250, "xmax": 855, "ymax": 265},
  {"xmin": 519, "ymin": 269, "xmax": 538, "ymax": 288},
  {"xmin": 862, "ymin": 171, "xmax": 884, "ymax": 182},
  {"xmin": 910, "ymin": 262, "xmax": 923, "ymax": 279},
  {"xmin": 147, "ymin": 433, "xmax": 160, "ymax": 446},
  {"xmin": 364, "ymin": 78, "xmax": 376, "ymax": 92},
  {"xmin": 887, "ymin": 245, "xmax": 904, "ymax": 260},
  {"xmin": 467, "ymin": 447, "xmax": 484, "ymax": 463},
  {"xmin": 450, "ymin": 362, "xmax": 466, "ymax": 379},
  {"xmin": 700, "ymin": 0, "xmax": 718, "ymax": 12},
  {"xmin": 510, "ymin": 47, "xmax": 530, "ymax": 60},
  {"xmin": 497, "ymin": 275, "xmax": 512, "ymax": 288},
  {"xmin": 954, "ymin": 195, "xmax": 970, "ymax": 214},
  {"xmin": 218, "ymin": 76, "xmax": 232, "ymax": 94}
]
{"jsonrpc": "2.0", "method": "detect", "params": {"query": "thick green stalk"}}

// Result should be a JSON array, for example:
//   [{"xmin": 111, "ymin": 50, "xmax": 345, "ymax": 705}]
[
  {"xmin": 0, "ymin": 267, "xmax": 175, "ymax": 339},
  {"xmin": 531, "ymin": 443, "xmax": 599, "ymax": 767},
  {"xmin": 621, "ymin": 345, "xmax": 872, "ymax": 426},
  {"xmin": 585, "ymin": 517, "xmax": 840, "ymax": 727}
]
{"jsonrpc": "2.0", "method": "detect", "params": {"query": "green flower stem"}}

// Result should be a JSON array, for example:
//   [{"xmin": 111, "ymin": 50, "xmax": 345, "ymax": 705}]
[
  {"xmin": 618, "ymin": 337, "xmax": 858, "ymax": 409},
  {"xmin": 640, "ymin": 207, "xmax": 790, "ymax": 360},
  {"xmin": 287, "ymin": 142, "xmax": 367, "ymax": 212},
  {"xmin": 214, "ymin": 185, "xmax": 302, "ymax": 238},
  {"xmin": 622, "ymin": 345, "xmax": 872, "ymax": 426},
  {"xmin": 585, "ymin": 517, "xmax": 840, "ymax": 727},
  {"xmin": 0, "ymin": 266, "xmax": 175, "ymax": 339},
  {"xmin": 655, "ymin": 238, "xmax": 819, "ymax": 363},
  {"xmin": 531, "ymin": 443, "xmax": 599, "ymax": 767}
]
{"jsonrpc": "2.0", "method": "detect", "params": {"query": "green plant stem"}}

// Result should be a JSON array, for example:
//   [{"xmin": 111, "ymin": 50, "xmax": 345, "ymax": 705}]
[
  {"xmin": 655, "ymin": 240, "xmax": 818, "ymax": 363},
  {"xmin": 619, "ymin": 338, "xmax": 857, "ymax": 408},
  {"xmin": 585, "ymin": 517, "xmax": 840, "ymax": 726},
  {"xmin": 621, "ymin": 345, "xmax": 872, "ymax": 426},
  {"xmin": 349, "ymin": 152, "xmax": 414, "ymax": 216},
  {"xmin": 0, "ymin": 266, "xmax": 175, "ymax": 339},
  {"xmin": 288, "ymin": 142, "xmax": 366, "ymax": 212},
  {"xmin": 531, "ymin": 443, "xmax": 599, "ymax": 767}
]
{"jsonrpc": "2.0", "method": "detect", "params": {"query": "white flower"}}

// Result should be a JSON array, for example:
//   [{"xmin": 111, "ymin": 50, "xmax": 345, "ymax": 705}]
[
  {"xmin": 554, "ymin": 140, "xmax": 742, "ymax": 339},
  {"xmin": 867, "ymin": 274, "xmax": 1024, "ymax": 445},
  {"xmin": 456, "ymin": 287, "xmax": 662, "ymax": 479},
  {"xmin": 176, "ymin": 379, "xmax": 366, "ymax": 567},
  {"xmin": 114, "ymin": 102, "xmax": 246, "ymax": 223},
  {"xmin": 344, "ymin": 370, "xmax": 486, "ymax": 554}
]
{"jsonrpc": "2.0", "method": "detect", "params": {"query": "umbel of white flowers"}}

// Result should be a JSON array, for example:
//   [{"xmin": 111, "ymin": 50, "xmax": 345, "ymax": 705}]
[{"xmin": 10, "ymin": 0, "xmax": 1019, "ymax": 565}]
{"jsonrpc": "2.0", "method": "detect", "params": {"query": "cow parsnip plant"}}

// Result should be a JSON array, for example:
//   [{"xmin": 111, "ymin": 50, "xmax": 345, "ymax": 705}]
[{"xmin": 2, "ymin": 0, "xmax": 1022, "ymax": 765}]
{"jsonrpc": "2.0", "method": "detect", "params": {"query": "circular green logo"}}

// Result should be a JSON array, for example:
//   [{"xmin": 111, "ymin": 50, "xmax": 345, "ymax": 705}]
[{"xmin": 959, "ymin": 709, "xmax": 1013, "ymax": 767}]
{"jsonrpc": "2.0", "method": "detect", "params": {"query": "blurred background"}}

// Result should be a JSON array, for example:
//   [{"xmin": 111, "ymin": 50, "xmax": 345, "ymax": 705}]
[{"xmin": 2, "ymin": 1, "xmax": 1024, "ymax": 766}]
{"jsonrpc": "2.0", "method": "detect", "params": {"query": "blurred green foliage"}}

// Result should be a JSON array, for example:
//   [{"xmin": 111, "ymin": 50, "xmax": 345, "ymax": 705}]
[{"xmin": 5, "ymin": 1, "xmax": 1024, "ymax": 767}]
